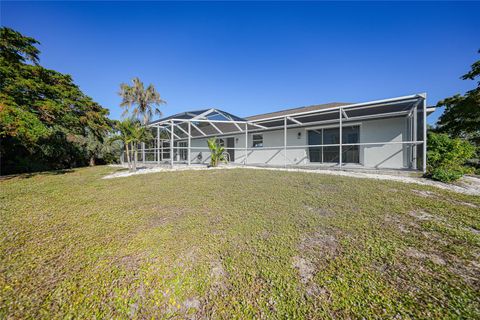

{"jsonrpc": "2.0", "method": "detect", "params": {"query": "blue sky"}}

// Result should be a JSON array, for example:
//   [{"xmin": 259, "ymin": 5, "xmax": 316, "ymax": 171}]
[{"xmin": 2, "ymin": 1, "xmax": 479, "ymax": 124}]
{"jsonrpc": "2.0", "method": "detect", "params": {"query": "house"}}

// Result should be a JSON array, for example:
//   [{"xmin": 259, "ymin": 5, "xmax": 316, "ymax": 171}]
[{"xmin": 140, "ymin": 93, "xmax": 434, "ymax": 172}]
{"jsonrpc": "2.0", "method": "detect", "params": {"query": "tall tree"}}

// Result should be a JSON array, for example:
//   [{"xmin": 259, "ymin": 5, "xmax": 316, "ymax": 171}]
[
  {"xmin": 0, "ymin": 27, "xmax": 114, "ymax": 174},
  {"xmin": 119, "ymin": 77, "xmax": 166, "ymax": 125},
  {"xmin": 0, "ymin": 27, "xmax": 40, "ymax": 65},
  {"xmin": 436, "ymin": 51, "xmax": 480, "ymax": 146}
]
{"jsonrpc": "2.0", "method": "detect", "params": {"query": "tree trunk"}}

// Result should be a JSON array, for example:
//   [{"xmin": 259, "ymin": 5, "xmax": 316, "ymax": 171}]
[
  {"xmin": 133, "ymin": 142, "xmax": 137, "ymax": 171},
  {"xmin": 89, "ymin": 156, "xmax": 95, "ymax": 167},
  {"xmin": 125, "ymin": 142, "xmax": 132, "ymax": 171}
]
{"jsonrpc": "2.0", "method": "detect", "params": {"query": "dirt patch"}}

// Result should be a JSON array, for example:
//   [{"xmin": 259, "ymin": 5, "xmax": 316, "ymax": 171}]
[
  {"xmin": 413, "ymin": 189, "xmax": 479, "ymax": 208},
  {"xmin": 384, "ymin": 214, "xmax": 412, "ymax": 234},
  {"xmin": 413, "ymin": 190, "xmax": 438, "ymax": 198},
  {"xmin": 465, "ymin": 226, "xmax": 480, "ymax": 235},
  {"xmin": 142, "ymin": 207, "xmax": 189, "ymax": 229},
  {"xmin": 184, "ymin": 246, "xmax": 199, "ymax": 263},
  {"xmin": 210, "ymin": 259, "xmax": 228, "ymax": 293},
  {"xmin": 299, "ymin": 232, "xmax": 339, "ymax": 259},
  {"xmin": 404, "ymin": 247, "xmax": 446, "ymax": 266},
  {"xmin": 304, "ymin": 205, "xmax": 335, "ymax": 217},
  {"xmin": 449, "ymin": 260, "xmax": 480, "ymax": 287},
  {"xmin": 292, "ymin": 256, "xmax": 315, "ymax": 284},
  {"xmin": 453, "ymin": 201, "xmax": 479, "ymax": 209},
  {"xmin": 260, "ymin": 229, "xmax": 272, "ymax": 240},
  {"xmin": 292, "ymin": 256, "xmax": 329, "ymax": 299},
  {"xmin": 408, "ymin": 210, "xmax": 434, "ymax": 221},
  {"xmin": 115, "ymin": 253, "xmax": 146, "ymax": 271},
  {"xmin": 182, "ymin": 297, "xmax": 201, "ymax": 311}
]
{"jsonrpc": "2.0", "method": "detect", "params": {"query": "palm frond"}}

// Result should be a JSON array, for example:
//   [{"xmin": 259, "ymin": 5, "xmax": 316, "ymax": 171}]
[{"xmin": 118, "ymin": 77, "xmax": 167, "ymax": 124}]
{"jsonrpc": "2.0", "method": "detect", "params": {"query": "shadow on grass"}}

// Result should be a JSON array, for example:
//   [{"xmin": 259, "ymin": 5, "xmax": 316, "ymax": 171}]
[{"xmin": 0, "ymin": 168, "xmax": 75, "ymax": 181}]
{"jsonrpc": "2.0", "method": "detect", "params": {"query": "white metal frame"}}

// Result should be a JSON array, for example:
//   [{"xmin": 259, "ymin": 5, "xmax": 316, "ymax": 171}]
[{"xmin": 131, "ymin": 94, "xmax": 429, "ymax": 172}]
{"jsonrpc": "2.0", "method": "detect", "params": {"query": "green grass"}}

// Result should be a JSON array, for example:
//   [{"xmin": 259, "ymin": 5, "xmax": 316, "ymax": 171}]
[{"xmin": 1, "ymin": 166, "xmax": 479, "ymax": 319}]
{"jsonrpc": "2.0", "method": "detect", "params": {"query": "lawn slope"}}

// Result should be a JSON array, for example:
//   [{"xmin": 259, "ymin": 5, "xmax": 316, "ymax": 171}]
[{"xmin": 1, "ymin": 166, "xmax": 479, "ymax": 319}]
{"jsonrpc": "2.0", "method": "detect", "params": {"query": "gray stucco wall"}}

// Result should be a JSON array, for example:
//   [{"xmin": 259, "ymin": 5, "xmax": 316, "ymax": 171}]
[{"xmin": 360, "ymin": 117, "xmax": 408, "ymax": 169}]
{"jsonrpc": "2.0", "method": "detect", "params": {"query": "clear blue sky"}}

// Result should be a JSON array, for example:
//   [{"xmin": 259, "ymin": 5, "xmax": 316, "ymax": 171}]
[{"xmin": 2, "ymin": 1, "xmax": 479, "ymax": 124}]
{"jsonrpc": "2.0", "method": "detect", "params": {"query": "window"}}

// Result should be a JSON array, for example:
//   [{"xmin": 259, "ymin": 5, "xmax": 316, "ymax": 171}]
[
  {"xmin": 308, "ymin": 130, "xmax": 322, "ymax": 162},
  {"xmin": 252, "ymin": 134, "xmax": 263, "ymax": 148},
  {"xmin": 177, "ymin": 141, "xmax": 187, "ymax": 161},
  {"xmin": 307, "ymin": 125, "xmax": 360, "ymax": 164},
  {"xmin": 323, "ymin": 127, "xmax": 340, "ymax": 163}
]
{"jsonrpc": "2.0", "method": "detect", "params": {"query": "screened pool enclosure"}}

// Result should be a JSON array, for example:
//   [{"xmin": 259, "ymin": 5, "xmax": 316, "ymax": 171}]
[{"xmin": 121, "ymin": 93, "xmax": 431, "ymax": 172}]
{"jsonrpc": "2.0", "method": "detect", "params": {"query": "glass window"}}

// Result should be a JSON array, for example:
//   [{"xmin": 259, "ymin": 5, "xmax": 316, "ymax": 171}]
[
  {"xmin": 342, "ymin": 126, "xmax": 360, "ymax": 163},
  {"xmin": 177, "ymin": 141, "xmax": 188, "ymax": 161},
  {"xmin": 307, "ymin": 126, "xmax": 360, "ymax": 164},
  {"xmin": 323, "ymin": 127, "xmax": 340, "ymax": 162},
  {"xmin": 308, "ymin": 130, "xmax": 322, "ymax": 162},
  {"xmin": 252, "ymin": 134, "xmax": 263, "ymax": 148}
]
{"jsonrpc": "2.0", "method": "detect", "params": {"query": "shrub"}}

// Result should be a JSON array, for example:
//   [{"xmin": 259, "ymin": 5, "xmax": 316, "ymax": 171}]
[
  {"xmin": 426, "ymin": 132, "xmax": 476, "ymax": 182},
  {"xmin": 207, "ymin": 137, "xmax": 227, "ymax": 167}
]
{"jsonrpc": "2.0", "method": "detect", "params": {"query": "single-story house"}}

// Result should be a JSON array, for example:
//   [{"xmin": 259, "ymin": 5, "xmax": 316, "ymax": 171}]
[{"xmin": 137, "ymin": 93, "xmax": 434, "ymax": 172}]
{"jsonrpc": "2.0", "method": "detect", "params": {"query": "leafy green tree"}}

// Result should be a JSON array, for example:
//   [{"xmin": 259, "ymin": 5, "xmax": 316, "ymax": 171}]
[
  {"xmin": 119, "ymin": 77, "xmax": 166, "ymax": 125},
  {"xmin": 0, "ymin": 27, "xmax": 40, "ymax": 64},
  {"xmin": 0, "ymin": 27, "xmax": 113, "ymax": 174},
  {"xmin": 436, "ymin": 51, "xmax": 480, "ymax": 146}
]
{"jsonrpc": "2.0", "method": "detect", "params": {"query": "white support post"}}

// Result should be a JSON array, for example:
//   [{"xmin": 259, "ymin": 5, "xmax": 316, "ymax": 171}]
[
  {"xmin": 157, "ymin": 126, "xmax": 160, "ymax": 164},
  {"xmin": 422, "ymin": 94, "xmax": 427, "ymax": 173},
  {"xmin": 142, "ymin": 142, "xmax": 145, "ymax": 163},
  {"xmin": 284, "ymin": 116, "xmax": 287, "ymax": 168},
  {"xmin": 244, "ymin": 123, "xmax": 248, "ymax": 165},
  {"xmin": 170, "ymin": 120, "xmax": 174, "ymax": 167},
  {"xmin": 339, "ymin": 108, "xmax": 342, "ymax": 168},
  {"xmin": 188, "ymin": 121, "xmax": 191, "ymax": 166},
  {"xmin": 413, "ymin": 103, "xmax": 418, "ymax": 170}
]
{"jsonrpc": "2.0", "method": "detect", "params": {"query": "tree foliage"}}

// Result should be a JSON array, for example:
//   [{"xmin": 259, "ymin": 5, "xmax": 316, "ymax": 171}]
[
  {"xmin": 0, "ymin": 27, "xmax": 115, "ymax": 174},
  {"xmin": 436, "ymin": 51, "xmax": 480, "ymax": 146},
  {"xmin": 426, "ymin": 132, "xmax": 476, "ymax": 182},
  {"xmin": 119, "ymin": 77, "xmax": 166, "ymax": 125},
  {"xmin": 110, "ymin": 118, "xmax": 152, "ymax": 171}
]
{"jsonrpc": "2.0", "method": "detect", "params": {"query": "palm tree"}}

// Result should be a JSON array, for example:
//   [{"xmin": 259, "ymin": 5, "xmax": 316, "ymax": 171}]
[
  {"xmin": 119, "ymin": 77, "xmax": 166, "ymax": 125},
  {"xmin": 110, "ymin": 119, "xmax": 136, "ymax": 171},
  {"xmin": 110, "ymin": 118, "xmax": 152, "ymax": 171},
  {"xmin": 129, "ymin": 121, "xmax": 153, "ymax": 170},
  {"xmin": 207, "ymin": 137, "xmax": 228, "ymax": 167}
]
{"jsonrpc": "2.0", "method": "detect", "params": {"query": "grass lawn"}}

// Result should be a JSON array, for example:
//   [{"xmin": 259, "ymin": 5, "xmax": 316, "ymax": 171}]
[{"xmin": 1, "ymin": 166, "xmax": 479, "ymax": 319}]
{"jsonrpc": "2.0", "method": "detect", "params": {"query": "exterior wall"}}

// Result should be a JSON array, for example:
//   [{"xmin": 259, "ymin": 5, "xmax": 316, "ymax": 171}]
[
  {"xmin": 189, "ymin": 128, "xmax": 307, "ymax": 165},
  {"xmin": 187, "ymin": 116, "xmax": 409, "ymax": 169},
  {"xmin": 360, "ymin": 117, "xmax": 408, "ymax": 169}
]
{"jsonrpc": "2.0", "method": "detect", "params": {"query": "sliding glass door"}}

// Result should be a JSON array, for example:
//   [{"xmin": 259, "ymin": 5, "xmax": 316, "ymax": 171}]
[
  {"xmin": 307, "ymin": 130, "xmax": 322, "ymax": 162},
  {"xmin": 308, "ymin": 125, "xmax": 360, "ymax": 164},
  {"xmin": 342, "ymin": 126, "xmax": 360, "ymax": 163}
]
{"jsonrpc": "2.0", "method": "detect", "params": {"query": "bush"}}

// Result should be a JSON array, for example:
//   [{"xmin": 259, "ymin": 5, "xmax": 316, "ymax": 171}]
[{"xmin": 426, "ymin": 132, "xmax": 476, "ymax": 182}]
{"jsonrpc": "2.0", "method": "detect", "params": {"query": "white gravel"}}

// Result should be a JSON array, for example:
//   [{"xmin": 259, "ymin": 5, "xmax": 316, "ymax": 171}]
[{"xmin": 103, "ymin": 165, "xmax": 480, "ymax": 196}]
